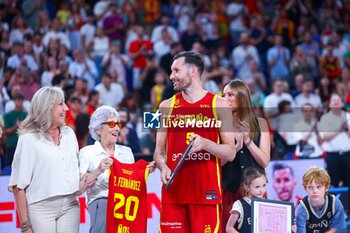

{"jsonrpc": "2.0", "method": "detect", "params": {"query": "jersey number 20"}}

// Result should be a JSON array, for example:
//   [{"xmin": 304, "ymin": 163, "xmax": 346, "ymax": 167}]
[{"xmin": 114, "ymin": 193, "xmax": 139, "ymax": 221}]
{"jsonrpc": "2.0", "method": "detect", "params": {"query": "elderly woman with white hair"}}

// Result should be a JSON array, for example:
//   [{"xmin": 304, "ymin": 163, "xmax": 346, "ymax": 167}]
[
  {"xmin": 8, "ymin": 86, "xmax": 95, "ymax": 233},
  {"xmin": 79, "ymin": 105, "xmax": 146, "ymax": 233}
]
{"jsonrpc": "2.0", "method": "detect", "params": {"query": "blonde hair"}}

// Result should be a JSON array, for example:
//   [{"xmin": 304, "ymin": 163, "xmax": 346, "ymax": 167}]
[
  {"xmin": 224, "ymin": 79, "xmax": 259, "ymax": 140},
  {"xmin": 302, "ymin": 166, "xmax": 331, "ymax": 191},
  {"xmin": 19, "ymin": 87, "xmax": 65, "ymax": 136}
]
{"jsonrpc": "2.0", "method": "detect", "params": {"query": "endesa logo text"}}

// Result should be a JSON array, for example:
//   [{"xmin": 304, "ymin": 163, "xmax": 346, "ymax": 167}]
[{"xmin": 172, "ymin": 152, "xmax": 211, "ymax": 161}]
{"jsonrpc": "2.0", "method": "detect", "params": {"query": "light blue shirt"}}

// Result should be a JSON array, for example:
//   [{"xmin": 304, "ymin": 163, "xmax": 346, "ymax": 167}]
[
  {"xmin": 296, "ymin": 195, "xmax": 346, "ymax": 233},
  {"xmin": 267, "ymin": 46, "xmax": 290, "ymax": 79}
]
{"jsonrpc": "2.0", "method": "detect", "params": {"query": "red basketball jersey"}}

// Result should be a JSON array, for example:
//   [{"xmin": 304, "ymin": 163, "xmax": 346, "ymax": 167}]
[
  {"xmin": 106, "ymin": 158, "xmax": 149, "ymax": 233},
  {"xmin": 162, "ymin": 92, "xmax": 222, "ymax": 204}
]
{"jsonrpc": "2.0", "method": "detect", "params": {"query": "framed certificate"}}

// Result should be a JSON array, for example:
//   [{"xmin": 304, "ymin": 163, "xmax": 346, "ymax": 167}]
[{"xmin": 251, "ymin": 198, "xmax": 294, "ymax": 233}]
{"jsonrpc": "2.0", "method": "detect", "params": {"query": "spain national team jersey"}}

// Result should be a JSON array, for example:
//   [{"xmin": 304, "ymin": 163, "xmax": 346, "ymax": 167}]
[
  {"xmin": 162, "ymin": 92, "xmax": 222, "ymax": 204},
  {"xmin": 106, "ymin": 158, "xmax": 149, "ymax": 233}
]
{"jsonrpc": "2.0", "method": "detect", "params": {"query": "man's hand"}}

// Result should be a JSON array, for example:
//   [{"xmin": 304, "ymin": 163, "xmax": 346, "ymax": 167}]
[
  {"xmin": 160, "ymin": 164, "xmax": 171, "ymax": 184},
  {"xmin": 189, "ymin": 134, "xmax": 208, "ymax": 153}
]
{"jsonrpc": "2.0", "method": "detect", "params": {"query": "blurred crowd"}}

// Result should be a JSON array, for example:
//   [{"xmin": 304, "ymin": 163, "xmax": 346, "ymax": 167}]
[{"xmin": 0, "ymin": 0, "xmax": 350, "ymax": 174}]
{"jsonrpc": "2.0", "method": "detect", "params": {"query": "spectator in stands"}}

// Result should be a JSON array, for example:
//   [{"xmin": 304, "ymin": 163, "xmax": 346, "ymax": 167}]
[
  {"xmin": 68, "ymin": 49, "xmax": 98, "ymax": 90},
  {"xmin": 248, "ymin": 60, "xmax": 267, "ymax": 93},
  {"xmin": 250, "ymin": 16, "xmax": 273, "ymax": 73},
  {"xmin": 140, "ymin": 128, "xmax": 157, "ymax": 155},
  {"xmin": 58, "ymin": 44, "xmax": 73, "ymax": 64},
  {"xmin": 85, "ymin": 90, "xmax": 100, "ymax": 117},
  {"xmin": 80, "ymin": 13, "xmax": 96, "ymax": 52},
  {"xmin": 56, "ymin": 2, "xmax": 71, "ymax": 27},
  {"xmin": 293, "ymin": 103, "xmax": 323, "ymax": 159},
  {"xmin": 7, "ymin": 41, "xmax": 38, "ymax": 76},
  {"xmin": 43, "ymin": 18, "xmax": 71, "ymax": 50},
  {"xmin": 273, "ymin": 9, "xmax": 295, "ymax": 49},
  {"xmin": 318, "ymin": 93, "xmax": 350, "ymax": 189},
  {"xmin": 117, "ymin": 107, "xmax": 141, "ymax": 154},
  {"xmin": 295, "ymin": 78, "xmax": 323, "ymax": 114},
  {"xmin": 93, "ymin": 0, "xmax": 111, "ymax": 28},
  {"xmin": 95, "ymin": 73, "xmax": 124, "ymax": 108},
  {"xmin": 0, "ymin": 30, "xmax": 11, "ymax": 59},
  {"xmin": 180, "ymin": 20, "xmax": 201, "ymax": 51},
  {"xmin": 272, "ymin": 163, "xmax": 300, "ymax": 206},
  {"xmin": 52, "ymin": 59, "xmax": 73, "ymax": 90},
  {"xmin": 36, "ymin": 10, "xmax": 51, "ymax": 34},
  {"xmin": 246, "ymin": 79, "xmax": 265, "ymax": 107},
  {"xmin": 336, "ymin": 68, "xmax": 350, "ymax": 101},
  {"xmin": 102, "ymin": 3, "xmax": 125, "ymax": 43},
  {"xmin": 67, "ymin": 2, "xmax": 84, "ymax": 51},
  {"xmin": 4, "ymin": 92, "xmax": 27, "ymax": 167},
  {"xmin": 195, "ymin": 3, "xmax": 219, "ymax": 50},
  {"xmin": 316, "ymin": 75, "xmax": 333, "ymax": 112},
  {"xmin": 85, "ymin": 27, "xmax": 109, "ymax": 82},
  {"xmin": 289, "ymin": 45, "xmax": 315, "ymax": 82},
  {"xmin": 226, "ymin": 0, "xmax": 248, "ymax": 46},
  {"xmin": 267, "ymin": 35, "xmax": 290, "ymax": 80},
  {"xmin": 10, "ymin": 69, "xmax": 40, "ymax": 101},
  {"xmin": 300, "ymin": 30, "xmax": 320, "ymax": 67},
  {"xmin": 174, "ymin": 0, "xmax": 192, "ymax": 35},
  {"xmin": 320, "ymin": 42, "xmax": 341, "ymax": 81},
  {"xmin": 143, "ymin": 0, "xmax": 161, "ymax": 35},
  {"xmin": 192, "ymin": 41, "xmax": 211, "ymax": 69},
  {"xmin": 277, "ymin": 100, "xmax": 299, "ymax": 156},
  {"xmin": 65, "ymin": 96, "xmax": 83, "ymax": 132},
  {"xmin": 151, "ymin": 14, "xmax": 179, "ymax": 44},
  {"xmin": 154, "ymin": 27, "xmax": 173, "ymax": 62},
  {"xmin": 290, "ymin": 73, "xmax": 304, "ymax": 98},
  {"xmin": 21, "ymin": 0, "xmax": 47, "ymax": 30},
  {"xmin": 41, "ymin": 56, "xmax": 58, "ymax": 87},
  {"xmin": 43, "ymin": 39, "xmax": 59, "ymax": 70},
  {"xmin": 9, "ymin": 15, "xmax": 33, "ymax": 45},
  {"xmin": 263, "ymin": 79, "xmax": 295, "ymax": 131},
  {"xmin": 101, "ymin": 39, "xmax": 128, "ymax": 87},
  {"xmin": 151, "ymin": 70, "xmax": 166, "ymax": 111},
  {"xmin": 344, "ymin": 50, "xmax": 350, "ymax": 70},
  {"xmin": 128, "ymin": 23, "xmax": 153, "ymax": 103},
  {"xmin": 0, "ymin": 79, "xmax": 10, "ymax": 116},
  {"xmin": 216, "ymin": 42, "xmax": 231, "ymax": 69},
  {"xmin": 32, "ymin": 32, "xmax": 44, "ymax": 63},
  {"xmin": 71, "ymin": 78, "xmax": 89, "ymax": 105},
  {"xmin": 75, "ymin": 113, "xmax": 90, "ymax": 149},
  {"xmin": 140, "ymin": 54, "xmax": 158, "ymax": 106},
  {"xmin": 231, "ymin": 32, "xmax": 260, "ymax": 81}
]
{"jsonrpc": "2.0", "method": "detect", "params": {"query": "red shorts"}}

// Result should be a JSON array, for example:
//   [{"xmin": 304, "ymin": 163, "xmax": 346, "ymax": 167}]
[{"xmin": 160, "ymin": 203, "xmax": 222, "ymax": 233}]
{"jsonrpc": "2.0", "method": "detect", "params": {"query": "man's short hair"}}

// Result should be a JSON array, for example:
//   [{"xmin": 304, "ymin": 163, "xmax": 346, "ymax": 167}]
[
  {"xmin": 172, "ymin": 51, "xmax": 205, "ymax": 76},
  {"xmin": 272, "ymin": 163, "xmax": 294, "ymax": 177}
]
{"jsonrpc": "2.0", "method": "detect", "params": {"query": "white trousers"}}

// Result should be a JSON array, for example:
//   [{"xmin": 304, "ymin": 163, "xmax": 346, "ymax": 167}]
[{"xmin": 28, "ymin": 194, "xmax": 80, "ymax": 233}]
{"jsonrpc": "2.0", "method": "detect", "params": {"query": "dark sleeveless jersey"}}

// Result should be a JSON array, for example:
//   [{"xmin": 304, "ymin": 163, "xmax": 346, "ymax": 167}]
[
  {"xmin": 235, "ymin": 198, "xmax": 252, "ymax": 233},
  {"xmin": 162, "ymin": 92, "xmax": 222, "ymax": 204},
  {"xmin": 222, "ymin": 119, "xmax": 263, "ymax": 194},
  {"xmin": 106, "ymin": 158, "xmax": 149, "ymax": 233},
  {"xmin": 299, "ymin": 194, "xmax": 335, "ymax": 233}
]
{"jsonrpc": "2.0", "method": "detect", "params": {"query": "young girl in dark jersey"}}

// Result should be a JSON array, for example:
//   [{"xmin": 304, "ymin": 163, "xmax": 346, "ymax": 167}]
[{"xmin": 226, "ymin": 167, "xmax": 267, "ymax": 233}]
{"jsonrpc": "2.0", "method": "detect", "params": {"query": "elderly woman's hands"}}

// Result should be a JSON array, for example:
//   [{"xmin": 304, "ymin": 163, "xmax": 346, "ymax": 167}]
[
  {"xmin": 147, "ymin": 161, "xmax": 156, "ymax": 173},
  {"xmin": 97, "ymin": 157, "xmax": 113, "ymax": 174},
  {"xmin": 75, "ymin": 158, "xmax": 113, "ymax": 196},
  {"xmin": 75, "ymin": 173, "xmax": 97, "ymax": 196}
]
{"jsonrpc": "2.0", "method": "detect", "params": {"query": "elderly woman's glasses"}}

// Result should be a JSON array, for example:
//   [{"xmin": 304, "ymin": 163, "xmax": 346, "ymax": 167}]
[{"xmin": 101, "ymin": 121, "xmax": 122, "ymax": 128}]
